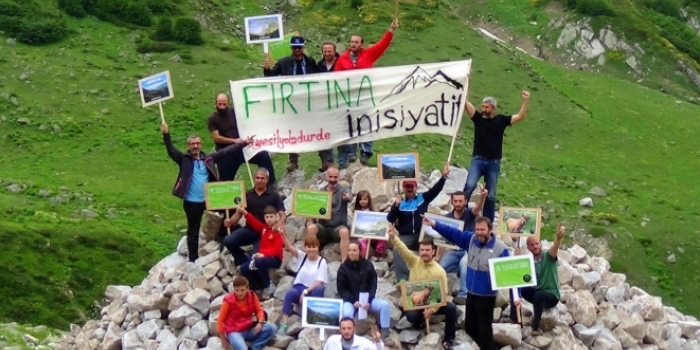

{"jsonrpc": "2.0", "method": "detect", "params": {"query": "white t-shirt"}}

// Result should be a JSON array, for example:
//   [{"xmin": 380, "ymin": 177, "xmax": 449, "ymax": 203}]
[{"xmin": 293, "ymin": 251, "xmax": 328, "ymax": 287}]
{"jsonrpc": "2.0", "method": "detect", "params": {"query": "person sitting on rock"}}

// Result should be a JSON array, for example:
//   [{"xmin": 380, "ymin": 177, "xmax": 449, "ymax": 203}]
[
  {"xmin": 388, "ymin": 226, "xmax": 456, "ymax": 349},
  {"xmin": 509, "ymin": 224, "xmax": 565, "ymax": 335},
  {"xmin": 337, "ymin": 240, "xmax": 396, "ymax": 347},
  {"xmin": 225, "ymin": 205, "xmax": 284, "ymax": 299},
  {"xmin": 217, "ymin": 275, "xmax": 276, "ymax": 350},
  {"xmin": 160, "ymin": 122, "xmax": 253, "ymax": 262},
  {"xmin": 387, "ymin": 163, "xmax": 449, "ymax": 282},
  {"xmin": 355, "ymin": 190, "xmax": 387, "ymax": 258},
  {"xmin": 323, "ymin": 317, "xmax": 384, "ymax": 350},
  {"xmin": 305, "ymin": 166, "xmax": 352, "ymax": 262},
  {"xmin": 278, "ymin": 235, "xmax": 328, "ymax": 335}
]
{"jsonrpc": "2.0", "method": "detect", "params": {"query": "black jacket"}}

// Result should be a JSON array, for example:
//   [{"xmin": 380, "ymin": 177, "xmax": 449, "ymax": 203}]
[
  {"xmin": 263, "ymin": 55, "xmax": 318, "ymax": 77},
  {"xmin": 387, "ymin": 177, "xmax": 447, "ymax": 237},
  {"xmin": 316, "ymin": 52, "xmax": 340, "ymax": 72},
  {"xmin": 337, "ymin": 257, "xmax": 378, "ymax": 304},
  {"xmin": 163, "ymin": 133, "xmax": 247, "ymax": 200}
]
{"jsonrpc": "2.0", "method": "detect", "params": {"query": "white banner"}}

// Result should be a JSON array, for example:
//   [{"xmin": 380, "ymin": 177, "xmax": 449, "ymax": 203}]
[{"xmin": 230, "ymin": 60, "xmax": 471, "ymax": 160}]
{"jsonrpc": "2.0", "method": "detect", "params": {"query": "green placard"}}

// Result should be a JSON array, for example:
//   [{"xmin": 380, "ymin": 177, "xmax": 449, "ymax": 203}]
[
  {"xmin": 205, "ymin": 181, "xmax": 246, "ymax": 211},
  {"xmin": 291, "ymin": 189, "xmax": 332, "ymax": 220},
  {"xmin": 488, "ymin": 255, "xmax": 538, "ymax": 290},
  {"xmin": 269, "ymin": 31, "xmax": 299, "ymax": 60}
]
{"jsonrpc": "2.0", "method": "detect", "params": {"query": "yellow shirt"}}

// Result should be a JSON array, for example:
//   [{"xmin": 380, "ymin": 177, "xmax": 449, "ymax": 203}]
[{"xmin": 392, "ymin": 236, "xmax": 448, "ymax": 312}]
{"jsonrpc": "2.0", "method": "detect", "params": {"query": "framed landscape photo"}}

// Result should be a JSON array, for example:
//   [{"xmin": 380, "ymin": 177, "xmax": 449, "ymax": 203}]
[
  {"xmin": 301, "ymin": 297, "xmax": 342, "ymax": 330},
  {"xmin": 244, "ymin": 14, "xmax": 284, "ymax": 44},
  {"xmin": 377, "ymin": 153, "xmax": 419, "ymax": 181},
  {"xmin": 204, "ymin": 181, "xmax": 246, "ymax": 211},
  {"xmin": 419, "ymin": 213, "xmax": 463, "ymax": 250},
  {"xmin": 138, "ymin": 70, "xmax": 174, "ymax": 108},
  {"xmin": 488, "ymin": 254, "xmax": 538, "ymax": 290},
  {"xmin": 498, "ymin": 207, "xmax": 542, "ymax": 238},
  {"xmin": 350, "ymin": 211, "xmax": 389, "ymax": 241},
  {"xmin": 400, "ymin": 277, "xmax": 447, "ymax": 311},
  {"xmin": 291, "ymin": 189, "xmax": 332, "ymax": 220}
]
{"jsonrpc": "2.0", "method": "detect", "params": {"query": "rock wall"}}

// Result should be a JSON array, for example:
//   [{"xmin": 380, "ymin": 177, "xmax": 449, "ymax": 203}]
[{"xmin": 54, "ymin": 165, "xmax": 700, "ymax": 350}]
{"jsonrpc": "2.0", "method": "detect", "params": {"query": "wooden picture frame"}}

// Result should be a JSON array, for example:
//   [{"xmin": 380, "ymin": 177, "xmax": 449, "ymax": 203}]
[
  {"xmin": 138, "ymin": 70, "xmax": 174, "ymax": 108},
  {"xmin": 400, "ymin": 277, "xmax": 448, "ymax": 311},
  {"xmin": 291, "ymin": 189, "xmax": 333, "ymax": 220},
  {"xmin": 498, "ymin": 206, "xmax": 542, "ymax": 238},
  {"xmin": 419, "ymin": 213, "xmax": 464, "ymax": 250},
  {"xmin": 377, "ymin": 153, "xmax": 419, "ymax": 182},
  {"xmin": 349, "ymin": 211, "xmax": 389, "ymax": 241}
]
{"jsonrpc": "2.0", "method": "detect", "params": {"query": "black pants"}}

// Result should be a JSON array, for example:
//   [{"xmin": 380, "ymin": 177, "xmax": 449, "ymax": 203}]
[
  {"xmin": 465, "ymin": 293, "xmax": 496, "ymax": 350},
  {"xmin": 216, "ymin": 150, "xmax": 276, "ymax": 184},
  {"xmin": 222, "ymin": 226, "xmax": 260, "ymax": 266},
  {"xmin": 509, "ymin": 287, "xmax": 559, "ymax": 330},
  {"xmin": 405, "ymin": 303, "xmax": 457, "ymax": 341},
  {"xmin": 183, "ymin": 201, "xmax": 206, "ymax": 262},
  {"xmin": 239, "ymin": 256, "xmax": 282, "ymax": 290}
]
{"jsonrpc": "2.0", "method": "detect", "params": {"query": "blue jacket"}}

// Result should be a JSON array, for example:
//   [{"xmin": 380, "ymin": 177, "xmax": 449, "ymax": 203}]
[
  {"xmin": 432, "ymin": 222, "xmax": 509, "ymax": 296},
  {"xmin": 386, "ymin": 177, "xmax": 446, "ymax": 238}
]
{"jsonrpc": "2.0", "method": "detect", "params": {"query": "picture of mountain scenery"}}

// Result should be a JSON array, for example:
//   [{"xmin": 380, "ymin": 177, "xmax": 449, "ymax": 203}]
[
  {"xmin": 247, "ymin": 16, "xmax": 281, "ymax": 41},
  {"xmin": 140, "ymin": 73, "xmax": 171, "ymax": 104},
  {"xmin": 380, "ymin": 153, "xmax": 417, "ymax": 180},
  {"xmin": 421, "ymin": 214, "xmax": 463, "ymax": 248},
  {"xmin": 381, "ymin": 67, "xmax": 464, "ymax": 102},
  {"xmin": 304, "ymin": 299, "xmax": 341, "ymax": 327},
  {"xmin": 352, "ymin": 211, "xmax": 389, "ymax": 239},
  {"xmin": 403, "ymin": 278, "xmax": 444, "ymax": 309}
]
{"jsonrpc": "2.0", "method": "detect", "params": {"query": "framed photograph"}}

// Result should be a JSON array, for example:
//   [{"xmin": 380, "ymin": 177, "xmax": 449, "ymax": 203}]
[
  {"xmin": 291, "ymin": 189, "xmax": 332, "ymax": 220},
  {"xmin": 205, "ymin": 181, "xmax": 247, "ymax": 211},
  {"xmin": 488, "ymin": 254, "xmax": 538, "ymax": 290},
  {"xmin": 400, "ymin": 277, "xmax": 448, "ymax": 311},
  {"xmin": 419, "ymin": 213, "xmax": 463, "ymax": 250},
  {"xmin": 350, "ymin": 211, "xmax": 389, "ymax": 241},
  {"xmin": 377, "ymin": 153, "xmax": 419, "ymax": 181},
  {"xmin": 244, "ymin": 14, "xmax": 284, "ymax": 45},
  {"xmin": 138, "ymin": 71, "xmax": 174, "ymax": 108},
  {"xmin": 498, "ymin": 207, "xmax": 542, "ymax": 237},
  {"xmin": 301, "ymin": 297, "xmax": 343, "ymax": 330}
]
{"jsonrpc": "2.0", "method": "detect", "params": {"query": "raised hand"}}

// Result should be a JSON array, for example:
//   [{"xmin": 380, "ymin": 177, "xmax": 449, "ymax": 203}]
[
  {"xmin": 390, "ymin": 19, "xmax": 399, "ymax": 31},
  {"xmin": 442, "ymin": 162, "xmax": 450, "ymax": 178},
  {"xmin": 420, "ymin": 214, "xmax": 435, "ymax": 227},
  {"xmin": 522, "ymin": 91, "xmax": 530, "ymax": 100},
  {"xmin": 160, "ymin": 123, "xmax": 169, "ymax": 134},
  {"xmin": 556, "ymin": 223, "xmax": 565, "ymax": 240},
  {"xmin": 245, "ymin": 135, "xmax": 255, "ymax": 144}
]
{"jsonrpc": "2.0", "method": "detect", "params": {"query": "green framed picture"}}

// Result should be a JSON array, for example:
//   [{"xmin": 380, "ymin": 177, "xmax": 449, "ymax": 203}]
[
  {"xmin": 291, "ymin": 189, "xmax": 332, "ymax": 220},
  {"xmin": 488, "ymin": 254, "xmax": 537, "ymax": 290},
  {"xmin": 204, "ymin": 181, "xmax": 246, "ymax": 211}
]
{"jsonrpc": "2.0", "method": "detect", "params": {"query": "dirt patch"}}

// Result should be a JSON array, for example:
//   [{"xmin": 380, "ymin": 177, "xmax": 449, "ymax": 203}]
[
  {"xmin": 569, "ymin": 227, "xmax": 613, "ymax": 260},
  {"xmin": 472, "ymin": 19, "xmax": 555, "ymax": 62}
]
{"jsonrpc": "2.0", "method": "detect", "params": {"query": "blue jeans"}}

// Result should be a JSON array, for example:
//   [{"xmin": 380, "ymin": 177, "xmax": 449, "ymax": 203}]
[
  {"xmin": 342, "ymin": 299, "xmax": 391, "ymax": 328},
  {"xmin": 463, "ymin": 156, "xmax": 501, "ymax": 222},
  {"xmin": 223, "ymin": 227, "xmax": 259, "ymax": 267},
  {"xmin": 282, "ymin": 284, "xmax": 325, "ymax": 316},
  {"xmin": 227, "ymin": 323, "xmax": 276, "ymax": 350},
  {"xmin": 439, "ymin": 250, "xmax": 469, "ymax": 297},
  {"xmin": 338, "ymin": 143, "xmax": 373, "ymax": 167}
]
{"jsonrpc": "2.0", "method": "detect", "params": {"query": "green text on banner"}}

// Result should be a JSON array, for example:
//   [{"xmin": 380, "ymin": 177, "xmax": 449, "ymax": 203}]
[
  {"xmin": 205, "ymin": 181, "xmax": 247, "ymax": 211},
  {"xmin": 488, "ymin": 254, "xmax": 538, "ymax": 290}
]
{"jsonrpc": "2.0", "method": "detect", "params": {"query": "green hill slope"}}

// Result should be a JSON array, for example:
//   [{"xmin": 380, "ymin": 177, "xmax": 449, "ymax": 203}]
[{"xmin": 1, "ymin": 0, "xmax": 699, "ymax": 329}]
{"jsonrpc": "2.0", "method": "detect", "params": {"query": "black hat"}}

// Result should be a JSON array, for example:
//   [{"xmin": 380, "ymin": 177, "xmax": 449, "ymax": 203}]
[{"xmin": 290, "ymin": 36, "xmax": 305, "ymax": 47}]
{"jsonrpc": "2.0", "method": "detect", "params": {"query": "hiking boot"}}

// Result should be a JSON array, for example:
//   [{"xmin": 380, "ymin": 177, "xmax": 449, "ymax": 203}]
[
  {"xmin": 277, "ymin": 323, "xmax": 288, "ymax": 335},
  {"xmin": 360, "ymin": 153, "xmax": 370, "ymax": 165},
  {"xmin": 381, "ymin": 329, "xmax": 395, "ymax": 347},
  {"xmin": 286, "ymin": 161, "xmax": 298, "ymax": 172},
  {"xmin": 348, "ymin": 155, "xmax": 357, "ymax": 163}
]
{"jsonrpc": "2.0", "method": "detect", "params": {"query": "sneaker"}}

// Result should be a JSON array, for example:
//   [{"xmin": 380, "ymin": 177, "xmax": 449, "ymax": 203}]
[
  {"xmin": 277, "ymin": 323, "xmax": 288, "ymax": 335},
  {"xmin": 360, "ymin": 153, "xmax": 370, "ymax": 165},
  {"xmin": 249, "ymin": 259, "xmax": 257, "ymax": 271},
  {"xmin": 383, "ymin": 337, "xmax": 396, "ymax": 347},
  {"xmin": 286, "ymin": 161, "xmax": 298, "ymax": 172},
  {"xmin": 348, "ymin": 155, "xmax": 357, "ymax": 163}
]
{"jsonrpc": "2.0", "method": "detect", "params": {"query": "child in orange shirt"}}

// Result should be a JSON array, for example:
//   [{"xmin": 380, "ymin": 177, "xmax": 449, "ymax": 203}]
[{"xmin": 217, "ymin": 276, "xmax": 276, "ymax": 350}]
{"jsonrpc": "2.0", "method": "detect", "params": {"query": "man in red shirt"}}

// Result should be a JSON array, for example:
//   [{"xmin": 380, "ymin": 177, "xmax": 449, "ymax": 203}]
[{"xmin": 334, "ymin": 19, "xmax": 399, "ymax": 168}]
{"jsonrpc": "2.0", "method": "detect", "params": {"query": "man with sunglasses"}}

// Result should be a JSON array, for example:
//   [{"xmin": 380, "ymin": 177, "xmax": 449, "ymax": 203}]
[
  {"xmin": 333, "ymin": 19, "xmax": 399, "ymax": 168},
  {"xmin": 263, "ymin": 36, "xmax": 322, "ymax": 173}
]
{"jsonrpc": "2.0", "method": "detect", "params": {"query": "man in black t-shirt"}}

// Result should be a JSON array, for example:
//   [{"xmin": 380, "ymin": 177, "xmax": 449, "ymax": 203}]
[
  {"xmin": 462, "ymin": 90, "xmax": 530, "ymax": 222},
  {"xmin": 207, "ymin": 93, "xmax": 277, "ymax": 184}
]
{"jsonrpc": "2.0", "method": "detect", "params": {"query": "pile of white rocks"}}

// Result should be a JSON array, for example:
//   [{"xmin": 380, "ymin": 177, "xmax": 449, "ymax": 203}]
[{"xmin": 54, "ymin": 165, "xmax": 700, "ymax": 350}]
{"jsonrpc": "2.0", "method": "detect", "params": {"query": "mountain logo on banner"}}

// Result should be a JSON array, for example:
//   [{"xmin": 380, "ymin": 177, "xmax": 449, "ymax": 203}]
[{"xmin": 380, "ymin": 66, "xmax": 464, "ymax": 102}]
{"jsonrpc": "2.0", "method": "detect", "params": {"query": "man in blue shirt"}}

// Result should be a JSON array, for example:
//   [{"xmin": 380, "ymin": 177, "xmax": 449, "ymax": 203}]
[
  {"xmin": 161, "ymin": 123, "xmax": 253, "ymax": 262},
  {"xmin": 422, "ymin": 214, "xmax": 509, "ymax": 350}
]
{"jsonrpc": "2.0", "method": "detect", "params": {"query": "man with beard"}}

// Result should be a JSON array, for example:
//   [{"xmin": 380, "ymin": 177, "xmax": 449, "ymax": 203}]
[
  {"xmin": 323, "ymin": 318, "xmax": 384, "ymax": 350},
  {"xmin": 207, "ymin": 93, "xmax": 276, "ymax": 184},
  {"xmin": 422, "ymin": 215, "xmax": 509, "ymax": 350},
  {"xmin": 263, "ymin": 36, "xmax": 324, "ymax": 172},
  {"xmin": 161, "ymin": 122, "xmax": 253, "ymax": 262},
  {"xmin": 305, "ymin": 166, "xmax": 351, "ymax": 261},
  {"xmin": 314, "ymin": 41, "xmax": 340, "ymax": 171},
  {"xmin": 509, "ymin": 224, "xmax": 564, "ymax": 335},
  {"xmin": 334, "ymin": 19, "xmax": 398, "ymax": 167},
  {"xmin": 462, "ymin": 90, "xmax": 530, "ymax": 223}
]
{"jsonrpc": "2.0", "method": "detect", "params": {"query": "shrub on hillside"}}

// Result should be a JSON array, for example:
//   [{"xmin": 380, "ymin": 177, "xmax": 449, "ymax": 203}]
[
  {"xmin": 145, "ymin": 0, "xmax": 180, "ymax": 15},
  {"xmin": 172, "ymin": 18, "xmax": 204, "ymax": 45},
  {"xmin": 563, "ymin": 0, "xmax": 615, "ymax": 16},
  {"xmin": 645, "ymin": 0, "xmax": 681, "ymax": 19},
  {"xmin": 0, "ymin": 0, "xmax": 69, "ymax": 45},
  {"xmin": 60, "ymin": 0, "xmax": 155, "ymax": 27},
  {"xmin": 350, "ymin": 0, "xmax": 363, "ymax": 9},
  {"xmin": 647, "ymin": 10, "xmax": 700, "ymax": 63},
  {"xmin": 136, "ymin": 38, "xmax": 177, "ymax": 53},
  {"xmin": 57, "ymin": 0, "xmax": 86, "ymax": 17},
  {"xmin": 153, "ymin": 17, "xmax": 174, "ymax": 41}
]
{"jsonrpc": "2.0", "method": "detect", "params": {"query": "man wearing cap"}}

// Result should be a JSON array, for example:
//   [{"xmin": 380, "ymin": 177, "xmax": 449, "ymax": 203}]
[
  {"xmin": 334, "ymin": 19, "xmax": 399, "ymax": 168},
  {"xmin": 263, "ymin": 36, "xmax": 324, "ymax": 173},
  {"xmin": 386, "ymin": 163, "xmax": 449, "ymax": 282}
]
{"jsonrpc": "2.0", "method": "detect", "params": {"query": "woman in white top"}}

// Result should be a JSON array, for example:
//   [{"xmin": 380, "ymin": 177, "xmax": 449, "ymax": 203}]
[{"xmin": 277, "ymin": 235, "xmax": 328, "ymax": 335}]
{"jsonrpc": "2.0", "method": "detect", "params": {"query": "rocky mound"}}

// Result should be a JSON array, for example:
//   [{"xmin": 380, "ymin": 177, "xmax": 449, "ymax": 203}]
[{"xmin": 54, "ymin": 165, "xmax": 700, "ymax": 350}]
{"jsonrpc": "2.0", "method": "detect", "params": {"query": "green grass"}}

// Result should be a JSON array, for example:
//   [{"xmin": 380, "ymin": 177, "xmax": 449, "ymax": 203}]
[
  {"xmin": 1, "ymin": 0, "xmax": 700, "ymax": 330},
  {"xmin": 0, "ymin": 322, "xmax": 63, "ymax": 349}
]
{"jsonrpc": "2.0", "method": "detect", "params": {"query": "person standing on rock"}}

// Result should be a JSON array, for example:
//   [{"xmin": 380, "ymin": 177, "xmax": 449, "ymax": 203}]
[
  {"xmin": 334, "ymin": 19, "xmax": 399, "ymax": 168},
  {"xmin": 438, "ymin": 185, "xmax": 487, "ymax": 304},
  {"xmin": 217, "ymin": 276, "xmax": 276, "ymax": 350},
  {"xmin": 263, "ymin": 35, "xmax": 326, "ymax": 172},
  {"xmin": 509, "ymin": 224, "xmax": 564, "ymax": 335},
  {"xmin": 388, "ymin": 226, "xmax": 457, "ymax": 349},
  {"xmin": 387, "ymin": 163, "xmax": 449, "ymax": 282},
  {"xmin": 306, "ymin": 166, "xmax": 352, "ymax": 262},
  {"xmin": 462, "ymin": 90, "xmax": 530, "ymax": 223},
  {"xmin": 315, "ymin": 41, "xmax": 341, "ymax": 170},
  {"xmin": 323, "ymin": 317, "xmax": 385, "ymax": 350},
  {"xmin": 421, "ymin": 215, "xmax": 509, "ymax": 350},
  {"xmin": 278, "ymin": 235, "xmax": 328, "ymax": 335},
  {"xmin": 160, "ymin": 122, "xmax": 253, "ymax": 262},
  {"xmin": 337, "ymin": 241, "xmax": 396, "ymax": 347},
  {"xmin": 207, "ymin": 93, "xmax": 276, "ymax": 184}
]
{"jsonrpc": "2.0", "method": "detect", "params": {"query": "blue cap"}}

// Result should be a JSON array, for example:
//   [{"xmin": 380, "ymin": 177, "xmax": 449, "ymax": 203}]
[{"xmin": 290, "ymin": 36, "xmax": 305, "ymax": 47}]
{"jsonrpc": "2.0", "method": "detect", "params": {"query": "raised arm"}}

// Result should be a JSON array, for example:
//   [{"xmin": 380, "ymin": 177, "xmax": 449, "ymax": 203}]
[
  {"xmin": 549, "ymin": 224, "xmax": 564, "ymax": 259},
  {"xmin": 422, "ymin": 215, "xmax": 473, "ymax": 250},
  {"xmin": 282, "ymin": 230, "xmax": 300, "ymax": 258},
  {"xmin": 465, "ymin": 101, "xmax": 476, "ymax": 118},
  {"xmin": 210, "ymin": 136, "xmax": 253, "ymax": 162},
  {"xmin": 423, "ymin": 164, "xmax": 449, "ymax": 203},
  {"xmin": 510, "ymin": 91, "xmax": 530, "ymax": 125},
  {"xmin": 471, "ymin": 184, "xmax": 487, "ymax": 216},
  {"xmin": 386, "ymin": 196, "xmax": 401, "ymax": 223},
  {"xmin": 363, "ymin": 29, "xmax": 395, "ymax": 64},
  {"xmin": 389, "ymin": 227, "xmax": 419, "ymax": 267},
  {"xmin": 161, "ymin": 123, "xmax": 184, "ymax": 165}
]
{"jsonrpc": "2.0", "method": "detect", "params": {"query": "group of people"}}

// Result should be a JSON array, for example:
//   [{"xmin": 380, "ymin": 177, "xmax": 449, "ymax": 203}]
[{"xmin": 160, "ymin": 16, "xmax": 565, "ymax": 350}]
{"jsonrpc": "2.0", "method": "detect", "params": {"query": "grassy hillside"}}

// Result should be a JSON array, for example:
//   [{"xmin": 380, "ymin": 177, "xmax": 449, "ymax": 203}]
[{"xmin": 1, "ymin": 0, "xmax": 700, "ymax": 330}]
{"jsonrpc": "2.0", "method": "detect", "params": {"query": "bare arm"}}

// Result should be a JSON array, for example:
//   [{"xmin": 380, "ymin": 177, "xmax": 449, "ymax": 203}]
[
  {"xmin": 510, "ymin": 91, "xmax": 530, "ymax": 125},
  {"xmin": 549, "ymin": 224, "xmax": 564, "ymax": 259},
  {"xmin": 471, "ymin": 184, "xmax": 487, "ymax": 216},
  {"xmin": 464, "ymin": 101, "xmax": 476, "ymax": 118},
  {"xmin": 283, "ymin": 231, "xmax": 299, "ymax": 258},
  {"xmin": 210, "ymin": 130, "xmax": 242, "ymax": 145}
]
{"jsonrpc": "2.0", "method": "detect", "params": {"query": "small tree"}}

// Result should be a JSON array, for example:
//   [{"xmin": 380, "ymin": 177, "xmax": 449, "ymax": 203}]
[
  {"xmin": 57, "ymin": 0, "xmax": 86, "ymax": 18},
  {"xmin": 153, "ymin": 17, "xmax": 173, "ymax": 41},
  {"xmin": 173, "ymin": 17, "xmax": 203, "ymax": 45}
]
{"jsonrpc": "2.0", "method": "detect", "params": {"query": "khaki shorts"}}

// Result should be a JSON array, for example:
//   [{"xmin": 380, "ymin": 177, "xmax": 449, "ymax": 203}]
[{"xmin": 316, "ymin": 223, "xmax": 346, "ymax": 245}]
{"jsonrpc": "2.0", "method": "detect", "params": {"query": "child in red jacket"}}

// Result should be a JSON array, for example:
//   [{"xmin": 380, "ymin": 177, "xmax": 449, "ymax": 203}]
[
  {"xmin": 217, "ymin": 276, "xmax": 276, "ymax": 350},
  {"xmin": 226, "ymin": 205, "xmax": 285, "ymax": 297}
]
